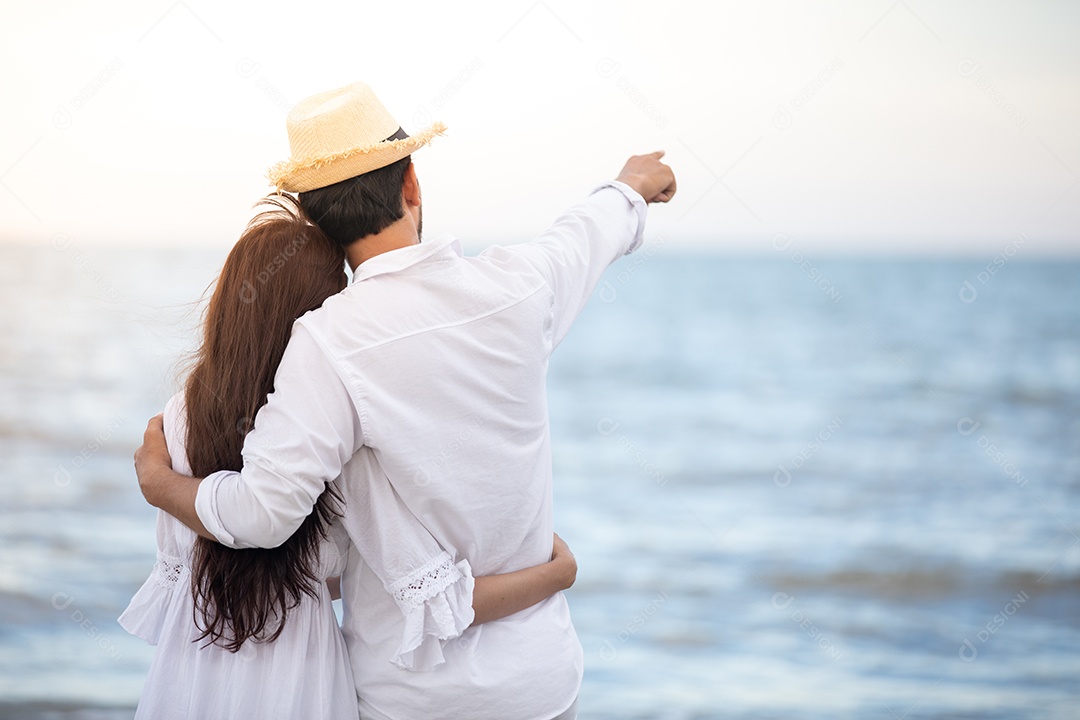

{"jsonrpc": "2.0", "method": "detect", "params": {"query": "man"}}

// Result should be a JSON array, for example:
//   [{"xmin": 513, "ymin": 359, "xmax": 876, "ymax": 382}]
[{"xmin": 135, "ymin": 80, "xmax": 675, "ymax": 719}]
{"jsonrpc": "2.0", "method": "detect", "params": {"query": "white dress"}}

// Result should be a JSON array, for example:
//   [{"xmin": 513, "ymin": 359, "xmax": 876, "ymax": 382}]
[{"xmin": 119, "ymin": 394, "xmax": 358, "ymax": 719}]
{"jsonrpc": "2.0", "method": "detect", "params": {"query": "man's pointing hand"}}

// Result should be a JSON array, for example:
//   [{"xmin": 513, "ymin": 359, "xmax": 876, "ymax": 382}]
[{"xmin": 616, "ymin": 151, "xmax": 677, "ymax": 204}]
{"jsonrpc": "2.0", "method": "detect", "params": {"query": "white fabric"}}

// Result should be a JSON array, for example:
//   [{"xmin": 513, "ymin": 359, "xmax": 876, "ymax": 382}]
[
  {"xmin": 121, "ymin": 395, "xmax": 477, "ymax": 718},
  {"xmin": 358, "ymin": 695, "xmax": 578, "ymax": 720},
  {"xmin": 195, "ymin": 181, "xmax": 647, "ymax": 720},
  {"xmin": 118, "ymin": 394, "xmax": 358, "ymax": 720}
]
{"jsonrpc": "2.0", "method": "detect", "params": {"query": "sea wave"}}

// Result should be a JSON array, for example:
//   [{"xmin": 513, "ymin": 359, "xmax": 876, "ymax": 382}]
[{"xmin": 763, "ymin": 567, "xmax": 1080, "ymax": 599}]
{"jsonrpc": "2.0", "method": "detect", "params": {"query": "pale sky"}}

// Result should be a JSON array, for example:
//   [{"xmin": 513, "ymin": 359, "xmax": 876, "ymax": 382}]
[{"xmin": 2, "ymin": 0, "xmax": 1078, "ymax": 254}]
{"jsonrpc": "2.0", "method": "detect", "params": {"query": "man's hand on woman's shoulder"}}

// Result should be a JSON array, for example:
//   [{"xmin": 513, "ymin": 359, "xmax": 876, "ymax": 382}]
[
  {"xmin": 134, "ymin": 414, "xmax": 172, "ymax": 507},
  {"xmin": 133, "ymin": 414, "xmax": 215, "ymax": 539}
]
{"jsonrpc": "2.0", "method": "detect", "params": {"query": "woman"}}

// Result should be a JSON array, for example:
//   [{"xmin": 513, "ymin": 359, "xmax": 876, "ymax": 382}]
[{"xmin": 120, "ymin": 196, "xmax": 577, "ymax": 719}]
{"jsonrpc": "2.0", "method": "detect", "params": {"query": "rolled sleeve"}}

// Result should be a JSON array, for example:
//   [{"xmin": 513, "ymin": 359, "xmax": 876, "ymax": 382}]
[
  {"xmin": 192, "ymin": 321, "xmax": 363, "ymax": 549},
  {"xmin": 590, "ymin": 179, "xmax": 648, "ymax": 254},
  {"xmin": 194, "ymin": 470, "xmax": 239, "ymax": 547}
]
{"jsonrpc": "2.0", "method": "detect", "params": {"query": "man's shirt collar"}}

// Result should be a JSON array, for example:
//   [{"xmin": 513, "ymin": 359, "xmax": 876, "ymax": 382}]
[{"xmin": 351, "ymin": 233, "xmax": 462, "ymax": 284}]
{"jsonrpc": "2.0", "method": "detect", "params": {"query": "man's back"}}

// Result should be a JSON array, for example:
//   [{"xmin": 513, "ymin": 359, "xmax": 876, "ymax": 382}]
[
  {"xmin": 308, "ymin": 236, "xmax": 556, "ymax": 573},
  {"xmin": 302, "ymin": 235, "xmax": 576, "ymax": 718}
]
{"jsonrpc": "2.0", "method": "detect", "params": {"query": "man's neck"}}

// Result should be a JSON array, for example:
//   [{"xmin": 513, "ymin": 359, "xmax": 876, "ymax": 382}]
[{"xmin": 345, "ymin": 217, "xmax": 419, "ymax": 270}]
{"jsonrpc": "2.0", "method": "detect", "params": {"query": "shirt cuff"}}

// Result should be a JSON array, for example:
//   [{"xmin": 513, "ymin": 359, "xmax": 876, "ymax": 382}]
[
  {"xmin": 388, "ymin": 554, "xmax": 476, "ymax": 671},
  {"xmin": 589, "ymin": 180, "xmax": 648, "ymax": 254},
  {"xmin": 194, "ymin": 470, "xmax": 240, "ymax": 548}
]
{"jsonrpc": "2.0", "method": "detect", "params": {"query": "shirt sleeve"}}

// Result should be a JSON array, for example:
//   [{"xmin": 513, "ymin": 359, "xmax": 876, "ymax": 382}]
[
  {"xmin": 195, "ymin": 322, "xmax": 476, "ymax": 669},
  {"xmin": 336, "ymin": 449, "xmax": 476, "ymax": 671},
  {"xmin": 194, "ymin": 321, "xmax": 363, "ymax": 549},
  {"xmin": 491, "ymin": 180, "xmax": 647, "ymax": 349}
]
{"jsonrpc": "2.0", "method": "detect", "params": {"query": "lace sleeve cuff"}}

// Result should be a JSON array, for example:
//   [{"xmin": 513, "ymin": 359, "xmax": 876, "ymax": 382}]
[
  {"xmin": 117, "ymin": 554, "xmax": 190, "ymax": 645},
  {"xmin": 386, "ymin": 551, "xmax": 475, "ymax": 671}
]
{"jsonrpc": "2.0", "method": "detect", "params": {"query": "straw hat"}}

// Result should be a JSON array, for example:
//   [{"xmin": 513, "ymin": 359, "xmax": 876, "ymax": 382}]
[{"xmin": 267, "ymin": 81, "xmax": 446, "ymax": 193}]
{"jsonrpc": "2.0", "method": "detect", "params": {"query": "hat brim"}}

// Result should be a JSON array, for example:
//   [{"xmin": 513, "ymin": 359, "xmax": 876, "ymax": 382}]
[{"xmin": 268, "ymin": 121, "xmax": 446, "ymax": 193}]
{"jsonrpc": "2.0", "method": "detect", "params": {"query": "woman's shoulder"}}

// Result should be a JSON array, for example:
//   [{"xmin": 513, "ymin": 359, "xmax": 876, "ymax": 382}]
[
  {"xmin": 162, "ymin": 391, "xmax": 192, "ymax": 477},
  {"xmin": 163, "ymin": 391, "xmax": 186, "ymax": 438}
]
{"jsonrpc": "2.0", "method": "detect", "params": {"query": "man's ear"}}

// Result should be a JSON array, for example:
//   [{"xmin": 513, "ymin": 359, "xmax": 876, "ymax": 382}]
[{"xmin": 402, "ymin": 162, "xmax": 421, "ymax": 208}]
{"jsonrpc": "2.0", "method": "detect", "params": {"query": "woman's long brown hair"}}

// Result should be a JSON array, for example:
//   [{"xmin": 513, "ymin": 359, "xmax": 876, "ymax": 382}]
[{"xmin": 185, "ymin": 195, "xmax": 347, "ymax": 652}]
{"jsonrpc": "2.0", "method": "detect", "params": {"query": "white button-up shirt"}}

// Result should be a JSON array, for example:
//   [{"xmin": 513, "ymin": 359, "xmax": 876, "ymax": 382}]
[{"xmin": 195, "ymin": 181, "xmax": 647, "ymax": 720}]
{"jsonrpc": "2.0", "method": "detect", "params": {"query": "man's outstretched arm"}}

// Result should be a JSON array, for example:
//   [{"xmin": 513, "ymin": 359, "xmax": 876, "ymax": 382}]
[
  {"xmin": 135, "ymin": 322, "xmax": 362, "ymax": 548},
  {"xmin": 491, "ymin": 151, "xmax": 676, "ymax": 349}
]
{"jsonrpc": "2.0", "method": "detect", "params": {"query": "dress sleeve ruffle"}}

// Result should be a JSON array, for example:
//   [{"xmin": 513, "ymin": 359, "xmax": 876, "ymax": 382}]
[
  {"xmin": 386, "ymin": 551, "xmax": 475, "ymax": 671},
  {"xmin": 117, "ymin": 554, "xmax": 190, "ymax": 646}
]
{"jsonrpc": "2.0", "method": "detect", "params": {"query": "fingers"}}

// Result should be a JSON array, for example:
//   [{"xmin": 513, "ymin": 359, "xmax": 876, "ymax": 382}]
[
  {"xmin": 615, "ymin": 150, "xmax": 676, "ymax": 204},
  {"xmin": 660, "ymin": 174, "xmax": 677, "ymax": 202},
  {"xmin": 137, "ymin": 414, "xmax": 166, "ymax": 463},
  {"xmin": 551, "ymin": 532, "xmax": 573, "ymax": 559},
  {"xmin": 646, "ymin": 170, "xmax": 677, "ymax": 203},
  {"xmin": 135, "ymin": 413, "xmax": 174, "ymax": 478},
  {"xmin": 144, "ymin": 413, "xmax": 165, "ymax": 441}
]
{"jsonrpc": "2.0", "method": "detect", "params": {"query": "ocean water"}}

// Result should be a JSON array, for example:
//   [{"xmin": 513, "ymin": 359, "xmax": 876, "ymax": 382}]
[{"xmin": 0, "ymin": 241, "xmax": 1077, "ymax": 719}]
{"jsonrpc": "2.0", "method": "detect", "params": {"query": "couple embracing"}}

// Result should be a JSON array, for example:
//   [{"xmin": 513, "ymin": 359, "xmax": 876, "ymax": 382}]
[{"xmin": 126, "ymin": 79, "xmax": 676, "ymax": 719}]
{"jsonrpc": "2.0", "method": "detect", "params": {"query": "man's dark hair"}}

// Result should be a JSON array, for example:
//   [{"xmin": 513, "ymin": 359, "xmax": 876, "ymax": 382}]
[{"xmin": 298, "ymin": 155, "xmax": 412, "ymax": 248}]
